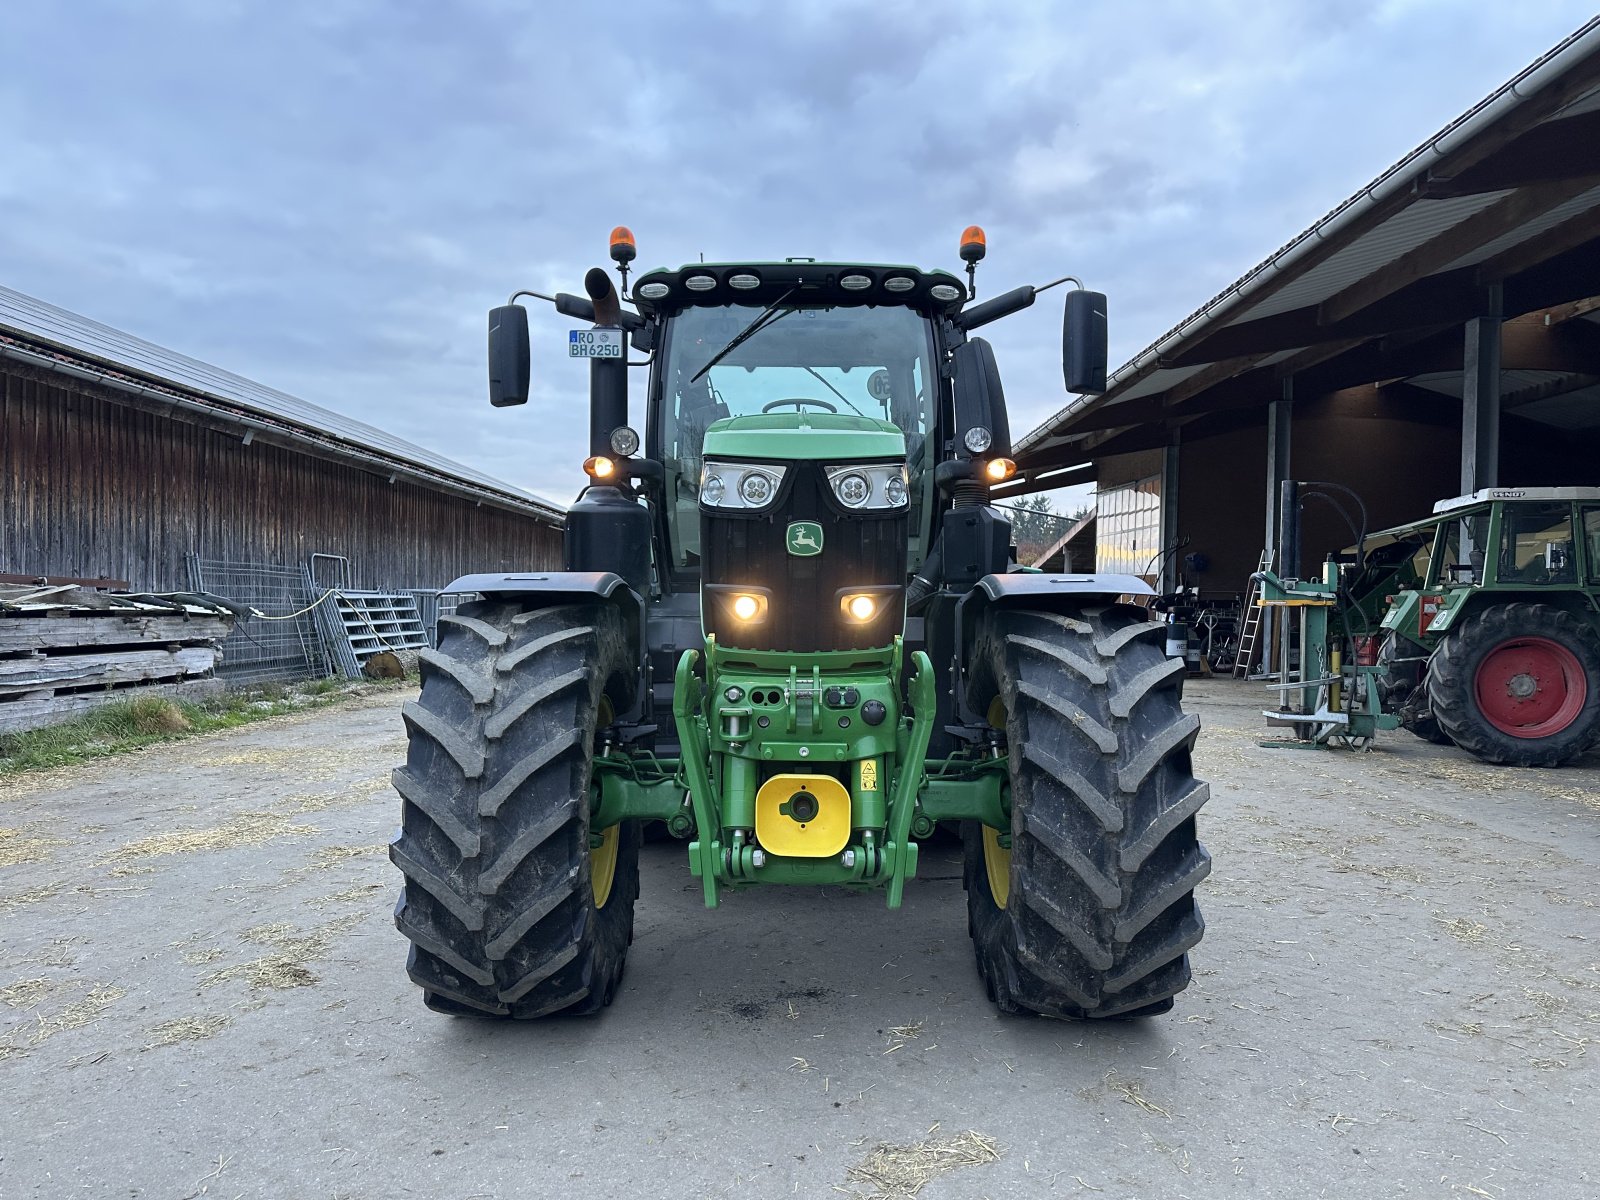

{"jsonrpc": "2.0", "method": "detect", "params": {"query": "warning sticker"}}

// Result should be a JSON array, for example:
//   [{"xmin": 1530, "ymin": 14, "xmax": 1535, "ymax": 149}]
[{"xmin": 859, "ymin": 759, "xmax": 878, "ymax": 792}]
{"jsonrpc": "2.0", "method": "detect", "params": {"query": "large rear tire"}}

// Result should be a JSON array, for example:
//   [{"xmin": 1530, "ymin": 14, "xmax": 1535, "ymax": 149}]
[
  {"xmin": 961, "ymin": 604, "xmax": 1210, "ymax": 1019},
  {"xmin": 1428, "ymin": 602, "xmax": 1600, "ymax": 768},
  {"xmin": 390, "ymin": 599, "xmax": 640, "ymax": 1018}
]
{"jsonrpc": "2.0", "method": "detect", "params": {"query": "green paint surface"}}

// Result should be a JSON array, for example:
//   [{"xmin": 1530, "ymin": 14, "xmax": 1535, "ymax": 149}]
[{"xmin": 703, "ymin": 413, "xmax": 905, "ymax": 461}]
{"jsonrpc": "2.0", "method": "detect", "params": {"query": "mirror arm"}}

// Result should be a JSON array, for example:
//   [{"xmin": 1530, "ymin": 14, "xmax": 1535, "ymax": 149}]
[
  {"xmin": 1035, "ymin": 275, "xmax": 1084, "ymax": 295},
  {"xmin": 504, "ymin": 289, "xmax": 646, "ymax": 331}
]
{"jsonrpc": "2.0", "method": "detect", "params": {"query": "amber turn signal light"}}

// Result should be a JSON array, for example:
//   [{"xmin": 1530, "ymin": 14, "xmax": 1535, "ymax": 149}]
[
  {"xmin": 584, "ymin": 455, "xmax": 616, "ymax": 479},
  {"xmin": 984, "ymin": 457, "xmax": 1016, "ymax": 482}
]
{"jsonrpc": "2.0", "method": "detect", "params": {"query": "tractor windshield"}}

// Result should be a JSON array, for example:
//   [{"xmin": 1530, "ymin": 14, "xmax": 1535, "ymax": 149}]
[{"xmin": 656, "ymin": 304, "xmax": 937, "ymax": 573}]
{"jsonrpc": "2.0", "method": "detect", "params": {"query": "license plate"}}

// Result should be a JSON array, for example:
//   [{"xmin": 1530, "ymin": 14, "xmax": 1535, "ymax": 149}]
[{"xmin": 569, "ymin": 329, "xmax": 624, "ymax": 359}]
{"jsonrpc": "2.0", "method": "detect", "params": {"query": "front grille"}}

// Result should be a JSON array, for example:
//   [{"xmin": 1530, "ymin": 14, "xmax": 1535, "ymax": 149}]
[{"xmin": 701, "ymin": 462, "xmax": 906, "ymax": 652}]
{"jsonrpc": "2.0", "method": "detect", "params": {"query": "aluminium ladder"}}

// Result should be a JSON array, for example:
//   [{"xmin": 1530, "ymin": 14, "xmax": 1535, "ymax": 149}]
[{"xmin": 1232, "ymin": 549, "xmax": 1274, "ymax": 679}]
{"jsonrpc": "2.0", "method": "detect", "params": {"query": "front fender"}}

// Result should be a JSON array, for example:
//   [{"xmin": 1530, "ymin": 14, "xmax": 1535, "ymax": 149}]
[
  {"xmin": 445, "ymin": 569, "xmax": 634, "ymax": 606},
  {"xmin": 444, "ymin": 570, "xmax": 647, "ymax": 717},
  {"xmin": 974, "ymin": 572, "xmax": 1154, "ymax": 603},
  {"xmin": 947, "ymin": 571, "xmax": 1156, "ymax": 728}
]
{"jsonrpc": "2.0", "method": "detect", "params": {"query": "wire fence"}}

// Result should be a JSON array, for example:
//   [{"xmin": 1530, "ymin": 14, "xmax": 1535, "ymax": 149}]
[{"xmin": 186, "ymin": 554, "xmax": 334, "ymax": 685}]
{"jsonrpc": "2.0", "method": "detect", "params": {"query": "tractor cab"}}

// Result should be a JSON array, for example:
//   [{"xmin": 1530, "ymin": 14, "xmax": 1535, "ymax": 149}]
[{"xmin": 632, "ymin": 264, "xmax": 957, "ymax": 588}]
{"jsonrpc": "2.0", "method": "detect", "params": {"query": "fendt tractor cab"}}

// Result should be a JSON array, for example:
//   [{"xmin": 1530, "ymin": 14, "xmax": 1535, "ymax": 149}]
[{"xmin": 390, "ymin": 228, "xmax": 1210, "ymax": 1021}]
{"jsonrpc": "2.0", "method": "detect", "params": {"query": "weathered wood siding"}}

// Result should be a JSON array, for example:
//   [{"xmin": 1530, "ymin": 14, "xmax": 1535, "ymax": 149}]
[{"xmin": 1, "ymin": 367, "xmax": 562, "ymax": 592}]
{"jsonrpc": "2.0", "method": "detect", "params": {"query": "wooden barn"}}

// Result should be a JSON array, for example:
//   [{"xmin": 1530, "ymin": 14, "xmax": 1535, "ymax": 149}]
[{"xmin": 0, "ymin": 284, "xmax": 563, "ymax": 687}]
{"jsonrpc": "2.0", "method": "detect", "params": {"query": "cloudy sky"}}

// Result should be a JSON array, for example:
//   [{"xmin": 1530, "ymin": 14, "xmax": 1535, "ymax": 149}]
[{"xmin": 3, "ymin": 1, "xmax": 1595, "ymax": 511}]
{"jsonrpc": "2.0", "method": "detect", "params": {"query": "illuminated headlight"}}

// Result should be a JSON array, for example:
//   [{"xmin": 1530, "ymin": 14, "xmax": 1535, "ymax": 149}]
[
  {"xmin": 610, "ymin": 425, "xmax": 640, "ymax": 456},
  {"xmin": 963, "ymin": 426, "xmax": 992, "ymax": 453},
  {"xmin": 841, "ymin": 593, "xmax": 878, "ymax": 622},
  {"xmin": 700, "ymin": 460, "xmax": 787, "ymax": 510},
  {"xmin": 826, "ymin": 463, "xmax": 911, "ymax": 511}
]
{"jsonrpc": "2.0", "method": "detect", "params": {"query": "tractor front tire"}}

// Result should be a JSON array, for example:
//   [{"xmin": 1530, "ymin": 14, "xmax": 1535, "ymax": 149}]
[
  {"xmin": 390, "ymin": 599, "xmax": 639, "ymax": 1017},
  {"xmin": 1428, "ymin": 602, "xmax": 1600, "ymax": 768},
  {"xmin": 1399, "ymin": 681, "xmax": 1453, "ymax": 746},
  {"xmin": 962, "ymin": 604, "xmax": 1211, "ymax": 1019}
]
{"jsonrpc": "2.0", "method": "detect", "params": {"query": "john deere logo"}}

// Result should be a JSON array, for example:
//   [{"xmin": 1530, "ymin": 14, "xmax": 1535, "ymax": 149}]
[{"xmin": 786, "ymin": 521, "xmax": 824, "ymax": 556}]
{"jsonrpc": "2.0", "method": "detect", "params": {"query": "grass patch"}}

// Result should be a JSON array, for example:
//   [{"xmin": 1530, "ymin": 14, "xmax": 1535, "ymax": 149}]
[{"xmin": 0, "ymin": 679, "xmax": 408, "ymax": 777}]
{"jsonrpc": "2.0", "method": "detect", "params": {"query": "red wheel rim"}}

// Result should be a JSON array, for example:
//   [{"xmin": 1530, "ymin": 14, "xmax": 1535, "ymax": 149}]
[{"xmin": 1473, "ymin": 635, "xmax": 1587, "ymax": 738}]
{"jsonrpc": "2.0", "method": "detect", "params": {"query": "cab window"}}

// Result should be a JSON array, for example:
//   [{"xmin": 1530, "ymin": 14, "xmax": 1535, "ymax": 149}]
[{"xmin": 1496, "ymin": 502, "xmax": 1577, "ymax": 585}]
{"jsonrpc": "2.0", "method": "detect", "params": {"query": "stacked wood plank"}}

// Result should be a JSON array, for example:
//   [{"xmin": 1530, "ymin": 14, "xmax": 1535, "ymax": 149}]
[{"xmin": 0, "ymin": 585, "xmax": 235, "ymax": 735}]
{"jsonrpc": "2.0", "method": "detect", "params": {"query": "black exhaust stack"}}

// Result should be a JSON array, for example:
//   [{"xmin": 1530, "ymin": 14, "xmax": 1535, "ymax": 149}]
[{"xmin": 585, "ymin": 267, "xmax": 628, "ymax": 458}]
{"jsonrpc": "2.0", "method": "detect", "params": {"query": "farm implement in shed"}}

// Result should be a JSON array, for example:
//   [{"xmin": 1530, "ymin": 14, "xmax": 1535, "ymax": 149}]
[{"xmin": 1250, "ymin": 482, "xmax": 1600, "ymax": 766}]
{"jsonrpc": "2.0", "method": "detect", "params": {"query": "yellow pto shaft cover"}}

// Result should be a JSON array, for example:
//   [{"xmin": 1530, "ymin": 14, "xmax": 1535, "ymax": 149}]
[{"xmin": 754, "ymin": 774, "xmax": 851, "ymax": 858}]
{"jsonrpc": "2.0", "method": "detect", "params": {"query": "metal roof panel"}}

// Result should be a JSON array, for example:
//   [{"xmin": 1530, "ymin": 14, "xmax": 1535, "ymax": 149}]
[{"xmin": 1239, "ymin": 192, "xmax": 1510, "ymax": 321}]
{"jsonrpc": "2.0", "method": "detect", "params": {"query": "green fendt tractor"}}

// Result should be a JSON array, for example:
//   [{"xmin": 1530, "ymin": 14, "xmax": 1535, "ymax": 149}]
[
  {"xmin": 1377, "ymin": 487, "xmax": 1600, "ymax": 766},
  {"xmin": 389, "ymin": 228, "xmax": 1210, "ymax": 1020}
]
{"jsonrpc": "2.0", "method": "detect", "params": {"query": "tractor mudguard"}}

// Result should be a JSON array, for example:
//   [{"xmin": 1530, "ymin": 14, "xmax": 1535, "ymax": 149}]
[
  {"xmin": 444, "ymin": 569, "xmax": 638, "ymax": 608},
  {"xmin": 444, "ymin": 571, "xmax": 648, "ymax": 717},
  {"xmin": 948, "ymin": 572, "xmax": 1156, "ymax": 726},
  {"xmin": 972, "ymin": 572, "xmax": 1155, "ymax": 604}
]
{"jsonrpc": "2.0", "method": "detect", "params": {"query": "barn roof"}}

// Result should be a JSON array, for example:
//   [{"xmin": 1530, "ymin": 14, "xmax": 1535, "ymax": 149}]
[
  {"xmin": 0, "ymin": 285, "xmax": 563, "ymax": 523},
  {"xmin": 1010, "ymin": 17, "xmax": 1600, "ymax": 491}
]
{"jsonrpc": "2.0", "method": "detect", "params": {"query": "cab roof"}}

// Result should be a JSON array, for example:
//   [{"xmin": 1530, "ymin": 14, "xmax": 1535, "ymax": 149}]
[
  {"xmin": 629, "ymin": 260, "xmax": 969, "ymax": 318},
  {"xmin": 1433, "ymin": 486, "xmax": 1600, "ymax": 513}
]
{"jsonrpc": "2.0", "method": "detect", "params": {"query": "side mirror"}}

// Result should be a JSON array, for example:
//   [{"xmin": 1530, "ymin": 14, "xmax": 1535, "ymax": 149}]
[
  {"xmin": 488, "ymin": 304, "xmax": 531, "ymax": 407},
  {"xmin": 1063, "ymin": 289, "xmax": 1108, "ymax": 395},
  {"xmin": 950, "ymin": 338, "xmax": 1012, "ymax": 456}
]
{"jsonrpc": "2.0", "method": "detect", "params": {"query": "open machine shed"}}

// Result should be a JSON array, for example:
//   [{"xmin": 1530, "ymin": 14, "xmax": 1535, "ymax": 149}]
[{"xmin": 1008, "ymin": 18, "xmax": 1600, "ymax": 599}]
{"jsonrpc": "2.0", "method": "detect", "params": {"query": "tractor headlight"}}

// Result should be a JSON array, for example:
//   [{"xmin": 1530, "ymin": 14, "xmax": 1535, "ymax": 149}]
[
  {"xmin": 700, "ymin": 460, "xmax": 787, "ymax": 510},
  {"xmin": 609, "ymin": 425, "xmax": 640, "ymax": 457},
  {"xmin": 825, "ymin": 463, "xmax": 910, "ymax": 511},
  {"xmin": 834, "ymin": 472, "xmax": 871, "ymax": 508},
  {"xmin": 739, "ymin": 471, "xmax": 774, "ymax": 506}
]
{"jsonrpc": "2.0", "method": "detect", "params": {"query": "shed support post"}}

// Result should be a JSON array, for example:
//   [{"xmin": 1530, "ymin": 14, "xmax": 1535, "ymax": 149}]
[
  {"xmin": 1459, "ymin": 286, "xmax": 1502, "ymax": 564},
  {"xmin": 1160, "ymin": 435, "xmax": 1181, "ymax": 593},
  {"xmin": 1460, "ymin": 288, "xmax": 1502, "ymax": 494},
  {"xmin": 1261, "ymin": 379, "xmax": 1293, "ymax": 670}
]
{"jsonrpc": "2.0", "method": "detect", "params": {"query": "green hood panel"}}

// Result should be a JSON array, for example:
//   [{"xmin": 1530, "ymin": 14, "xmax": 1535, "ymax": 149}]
[{"xmin": 703, "ymin": 413, "xmax": 906, "ymax": 461}]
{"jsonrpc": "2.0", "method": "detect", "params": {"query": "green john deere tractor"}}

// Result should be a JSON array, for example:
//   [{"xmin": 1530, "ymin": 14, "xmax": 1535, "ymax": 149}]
[
  {"xmin": 389, "ymin": 228, "xmax": 1210, "ymax": 1020},
  {"xmin": 1376, "ymin": 487, "xmax": 1600, "ymax": 767}
]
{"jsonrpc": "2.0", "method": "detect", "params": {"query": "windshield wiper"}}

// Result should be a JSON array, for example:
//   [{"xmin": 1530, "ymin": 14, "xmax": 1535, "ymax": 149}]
[
  {"xmin": 802, "ymin": 366, "xmax": 865, "ymax": 416},
  {"xmin": 691, "ymin": 286, "xmax": 799, "ymax": 383}
]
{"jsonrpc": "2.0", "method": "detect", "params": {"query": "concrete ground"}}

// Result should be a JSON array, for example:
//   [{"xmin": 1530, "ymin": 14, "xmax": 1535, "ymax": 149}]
[{"xmin": 1, "ymin": 681, "xmax": 1596, "ymax": 1199}]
